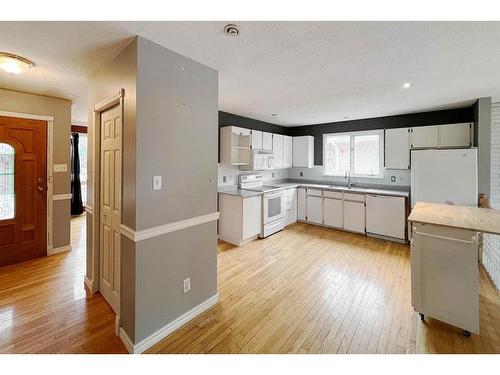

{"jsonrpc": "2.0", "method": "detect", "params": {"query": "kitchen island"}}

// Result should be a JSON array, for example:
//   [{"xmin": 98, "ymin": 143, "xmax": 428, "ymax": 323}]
[{"xmin": 408, "ymin": 202, "xmax": 500, "ymax": 336}]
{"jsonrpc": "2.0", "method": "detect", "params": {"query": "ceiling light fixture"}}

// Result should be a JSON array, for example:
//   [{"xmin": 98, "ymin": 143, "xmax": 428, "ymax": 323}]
[
  {"xmin": 224, "ymin": 24, "xmax": 239, "ymax": 37},
  {"xmin": 402, "ymin": 82, "xmax": 411, "ymax": 89},
  {"xmin": 0, "ymin": 52, "xmax": 34, "ymax": 75}
]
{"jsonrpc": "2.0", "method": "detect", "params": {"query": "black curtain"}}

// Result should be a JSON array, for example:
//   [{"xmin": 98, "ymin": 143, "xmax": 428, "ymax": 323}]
[{"xmin": 71, "ymin": 133, "xmax": 84, "ymax": 215}]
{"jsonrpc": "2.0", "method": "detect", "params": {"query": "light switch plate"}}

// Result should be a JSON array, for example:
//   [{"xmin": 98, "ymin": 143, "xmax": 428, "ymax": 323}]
[
  {"xmin": 53, "ymin": 164, "xmax": 67, "ymax": 172},
  {"xmin": 153, "ymin": 175, "xmax": 162, "ymax": 190},
  {"xmin": 183, "ymin": 277, "xmax": 191, "ymax": 293}
]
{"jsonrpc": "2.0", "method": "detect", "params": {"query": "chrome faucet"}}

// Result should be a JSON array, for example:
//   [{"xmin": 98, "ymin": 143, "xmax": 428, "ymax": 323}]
[{"xmin": 345, "ymin": 170, "xmax": 355, "ymax": 188}]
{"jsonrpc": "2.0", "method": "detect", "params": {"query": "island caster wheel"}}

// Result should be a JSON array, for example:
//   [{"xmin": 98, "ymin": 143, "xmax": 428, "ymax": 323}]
[
  {"xmin": 462, "ymin": 330, "xmax": 471, "ymax": 337},
  {"xmin": 419, "ymin": 313, "xmax": 425, "ymax": 321}
]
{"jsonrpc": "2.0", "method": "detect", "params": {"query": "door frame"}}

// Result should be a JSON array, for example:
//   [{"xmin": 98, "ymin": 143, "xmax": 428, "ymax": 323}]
[
  {"xmin": 0, "ymin": 111, "xmax": 54, "ymax": 254},
  {"xmin": 86, "ymin": 89, "xmax": 124, "ymax": 319}
]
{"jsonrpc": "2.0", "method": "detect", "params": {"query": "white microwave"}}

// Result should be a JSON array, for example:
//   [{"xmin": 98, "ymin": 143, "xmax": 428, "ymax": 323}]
[{"xmin": 241, "ymin": 150, "xmax": 274, "ymax": 171}]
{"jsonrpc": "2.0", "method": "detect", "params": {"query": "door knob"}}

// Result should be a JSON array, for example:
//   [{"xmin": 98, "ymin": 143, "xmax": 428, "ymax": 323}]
[{"xmin": 38, "ymin": 185, "xmax": 44, "ymax": 191}]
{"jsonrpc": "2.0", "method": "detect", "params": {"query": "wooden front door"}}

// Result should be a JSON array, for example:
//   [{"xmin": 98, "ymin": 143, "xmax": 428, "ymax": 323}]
[
  {"xmin": 99, "ymin": 105, "xmax": 122, "ymax": 314},
  {"xmin": 0, "ymin": 115, "xmax": 47, "ymax": 267}
]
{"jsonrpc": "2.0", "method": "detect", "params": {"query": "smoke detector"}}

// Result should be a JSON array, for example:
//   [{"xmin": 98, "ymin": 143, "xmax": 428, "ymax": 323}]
[{"xmin": 224, "ymin": 24, "xmax": 239, "ymax": 36}]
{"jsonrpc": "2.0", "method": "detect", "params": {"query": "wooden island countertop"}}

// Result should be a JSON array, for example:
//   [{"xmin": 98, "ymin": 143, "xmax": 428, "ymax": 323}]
[{"xmin": 408, "ymin": 202, "xmax": 500, "ymax": 235}]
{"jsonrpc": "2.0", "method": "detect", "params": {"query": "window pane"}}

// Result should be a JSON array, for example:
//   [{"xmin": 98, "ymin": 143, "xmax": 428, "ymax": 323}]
[
  {"xmin": 353, "ymin": 134, "xmax": 380, "ymax": 176},
  {"xmin": 324, "ymin": 135, "xmax": 350, "ymax": 176},
  {"xmin": 0, "ymin": 143, "xmax": 15, "ymax": 220}
]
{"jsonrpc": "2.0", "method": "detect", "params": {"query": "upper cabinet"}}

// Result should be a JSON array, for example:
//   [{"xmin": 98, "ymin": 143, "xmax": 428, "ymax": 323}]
[
  {"xmin": 410, "ymin": 125, "xmax": 439, "ymax": 148},
  {"xmin": 251, "ymin": 130, "xmax": 263, "ymax": 150},
  {"xmin": 438, "ymin": 123, "xmax": 472, "ymax": 148},
  {"xmin": 262, "ymin": 132, "xmax": 273, "ymax": 151},
  {"xmin": 220, "ymin": 126, "xmax": 252, "ymax": 166},
  {"xmin": 293, "ymin": 136, "xmax": 314, "ymax": 168},
  {"xmin": 272, "ymin": 134, "xmax": 284, "ymax": 169},
  {"xmin": 283, "ymin": 135, "xmax": 293, "ymax": 168},
  {"xmin": 385, "ymin": 128, "xmax": 410, "ymax": 170}
]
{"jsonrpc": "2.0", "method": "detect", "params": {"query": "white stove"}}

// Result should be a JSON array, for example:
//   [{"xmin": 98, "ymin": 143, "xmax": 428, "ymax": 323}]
[{"xmin": 239, "ymin": 174, "xmax": 285, "ymax": 238}]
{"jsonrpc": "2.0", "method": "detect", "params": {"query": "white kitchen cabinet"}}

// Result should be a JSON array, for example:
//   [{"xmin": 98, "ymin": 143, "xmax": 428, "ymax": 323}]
[
  {"xmin": 293, "ymin": 136, "xmax": 314, "ymax": 168},
  {"xmin": 220, "ymin": 126, "xmax": 252, "ymax": 166},
  {"xmin": 251, "ymin": 130, "xmax": 263, "ymax": 150},
  {"xmin": 218, "ymin": 193, "xmax": 261, "ymax": 246},
  {"xmin": 283, "ymin": 188, "xmax": 297, "ymax": 226},
  {"xmin": 323, "ymin": 195, "xmax": 343, "ymax": 229},
  {"xmin": 272, "ymin": 134, "xmax": 284, "ymax": 169},
  {"xmin": 410, "ymin": 126, "xmax": 439, "ymax": 148},
  {"xmin": 283, "ymin": 135, "xmax": 293, "ymax": 168},
  {"xmin": 385, "ymin": 128, "xmax": 410, "ymax": 169},
  {"xmin": 263, "ymin": 132, "xmax": 273, "ymax": 151},
  {"xmin": 366, "ymin": 195, "xmax": 406, "ymax": 240},
  {"xmin": 297, "ymin": 187, "xmax": 307, "ymax": 221},
  {"xmin": 343, "ymin": 200, "xmax": 365, "ymax": 234},
  {"xmin": 438, "ymin": 123, "xmax": 472, "ymax": 148},
  {"xmin": 306, "ymin": 189, "xmax": 323, "ymax": 224}
]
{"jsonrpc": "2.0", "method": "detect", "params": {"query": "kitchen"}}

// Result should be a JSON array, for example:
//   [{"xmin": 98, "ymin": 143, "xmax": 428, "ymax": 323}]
[{"xmin": 217, "ymin": 103, "xmax": 499, "ymax": 345}]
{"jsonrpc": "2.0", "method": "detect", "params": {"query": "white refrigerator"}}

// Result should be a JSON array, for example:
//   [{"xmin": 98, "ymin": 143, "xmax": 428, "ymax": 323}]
[{"xmin": 410, "ymin": 148, "xmax": 478, "ymax": 209}]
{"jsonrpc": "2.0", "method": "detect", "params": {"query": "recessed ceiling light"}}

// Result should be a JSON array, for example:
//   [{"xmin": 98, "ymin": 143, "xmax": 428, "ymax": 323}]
[
  {"xmin": 271, "ymin": 113, "xmax": 278, "ymax": 117},
  {"xmin": 402, "ymin": 82, "xmax": 412, "ymax": 89},
  {"xmin": 0, "ymin": 52, "xmax": 34, "ymax": 75},
  {"xmin": 224, "ymin": 24, "xmax": 239, "ymax": 37}
]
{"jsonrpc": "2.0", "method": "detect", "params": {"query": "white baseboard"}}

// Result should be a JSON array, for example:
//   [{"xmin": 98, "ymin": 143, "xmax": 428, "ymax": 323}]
[
  {"xmin": 119, "ymin": 293, "xmax": 219, "ymax": 354},
  {"xmin": 84, "ymin": 276, "xmax": 97, "ymax": 294},
  {"xmin": 47, "ymin": 244, "xmax": 71, "ymax": 256}
]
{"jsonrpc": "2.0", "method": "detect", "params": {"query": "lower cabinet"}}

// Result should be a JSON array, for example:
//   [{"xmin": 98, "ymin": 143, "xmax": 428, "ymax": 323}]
[
  {"xmin": 306, "ymin": 188, "xmax": 323, "ymax": 224},
  {"xmin": 218, "ymin": 193, "xmax": 262, "ymax": 246},
  {"xmin": 284, "ymin": 188, "xmax": 298, "ymax": 226},
  {"xmin": 297, "ymin": 188, "xmax": 307, "ymax": 221},
  {"xmin": 323, "ymin": 197, "xmax": 343, "ymax": 228},
  {"xmin": 343, "ymin": 200, "xmax": 366, "ymax": 234}
]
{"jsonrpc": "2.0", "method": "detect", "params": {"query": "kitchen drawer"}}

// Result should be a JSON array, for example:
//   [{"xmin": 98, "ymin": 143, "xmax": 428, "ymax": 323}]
[
  {"xmin": 343, "ymin": 192, "xmax": 365, "ymax": 202},
  {"xmin": 323, "ymin": 190, "xmax": 343, "ymax": 199},
  {"xmin": 306, "ymin": 188, "xmax": 323, "ymax": 197}
]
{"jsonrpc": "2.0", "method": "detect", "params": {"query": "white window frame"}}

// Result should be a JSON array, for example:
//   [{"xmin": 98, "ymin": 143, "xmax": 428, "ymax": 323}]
[{"xmin": 323, "ymin": 129, "xmax": 384, "ymax": 178}]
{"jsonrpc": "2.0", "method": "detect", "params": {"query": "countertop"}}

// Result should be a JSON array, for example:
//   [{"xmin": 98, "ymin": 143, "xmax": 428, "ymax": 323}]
[
  {"xmin": 219, "ymin": 181, "xmax": 409, "ymax": 198},
  {"xmin": 408, "ymin": 202, "xmax": 500, "ymax": 235},
  {"xmin": 273, "ymin": 182, "xmax": 409, "ymax": 198},
  {"xmin": 218, "ymin": 188, "xmax": 263, "ymax": 198}
]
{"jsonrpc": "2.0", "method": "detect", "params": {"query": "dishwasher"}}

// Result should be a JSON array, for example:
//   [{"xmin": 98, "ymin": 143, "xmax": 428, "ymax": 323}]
[{"xmin": 366, "ymin": 194, "xmax": 406, "ymax": 240}]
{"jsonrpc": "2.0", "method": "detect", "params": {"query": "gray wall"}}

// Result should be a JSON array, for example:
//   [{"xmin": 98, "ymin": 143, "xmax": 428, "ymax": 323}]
[
  {"xmin": 87, "ymin": 38, "xmax": 138, "ymax": 342},
  {"xmin": 0, "ymin": 88, "xmax": 71, "ymax": 249},
  {"xmin": 475, "ymin": 97, "xmax": 492, "ymax": 197},
  {"xmin": 132, "ymin": 36, "xmax": 219, "ymax": 342}
]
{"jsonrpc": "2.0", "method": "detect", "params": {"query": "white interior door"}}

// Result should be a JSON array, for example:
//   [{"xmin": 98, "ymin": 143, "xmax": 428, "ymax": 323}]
[{"xmin": 99, "ymin": 104, "xmax": 122, "ymax": 315}]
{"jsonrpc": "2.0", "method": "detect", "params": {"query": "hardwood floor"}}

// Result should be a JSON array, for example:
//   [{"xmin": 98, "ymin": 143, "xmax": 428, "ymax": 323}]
[
  {"xmin": 148, "ymin": 223, "xmax": 415, "ymax": 354},
  {"xmin": 0, "ymin": 215, "xmax": 127, "ymax": 354},
  {"xmin": 1, "ymin": 219, "xmax": 498, "ymax": 354}
]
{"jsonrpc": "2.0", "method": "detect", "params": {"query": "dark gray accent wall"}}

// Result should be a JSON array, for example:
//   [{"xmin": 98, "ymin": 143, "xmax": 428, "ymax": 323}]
[{"xmin": 219, "ymin": 111, "xmax": 288, "ymax": 135}]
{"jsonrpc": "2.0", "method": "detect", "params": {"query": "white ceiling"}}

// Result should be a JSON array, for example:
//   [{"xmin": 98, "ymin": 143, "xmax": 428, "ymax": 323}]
[{"xmin": 1, "ymin": 21, "xmax": 500, "ymax": 126}]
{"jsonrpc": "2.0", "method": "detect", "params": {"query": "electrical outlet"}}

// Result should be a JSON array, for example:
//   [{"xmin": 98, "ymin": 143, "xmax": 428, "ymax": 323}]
[
  {"xmin": 390, "ymin": 176, "xmax": 396, "ymax": 183},
  {"xmin": 272, "ymin": 172, "xmax": 275, "ymax": 178},
  {"xmin": 223, "ymin": 176, "xmax": 227, "ymax": 183},
  {"xmin": 153, "ymin": 175, "xmax": 162, "ymax": 190},
  {"xmin": 300, "ymin": 171, "xmax": 303, "ymax": 177},
  {"xmin": 183, "ymin": 277, "xmax": 191, "ymax": 293}
]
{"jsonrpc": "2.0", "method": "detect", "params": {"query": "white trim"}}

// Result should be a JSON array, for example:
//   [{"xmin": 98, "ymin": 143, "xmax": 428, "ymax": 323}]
[
  {"xmin": 94, "ymin": 89, "xmax": 125, "ymax": 112},
  {"xmin": 0, "ymin": 111, "xmax": 54, "ymax": 122},
  {"xmin": 47, "ymin": 244, "xmax": 71, "ymax": 256},
  {"xmin": 120, "ymin": 294, "xmax": 219, "ymax": 354},
  {"xmin": 85, "ymin": 205, "xmax": 94, "ymax": 214},
  {"xmin": 119, "ymin": 328, "xmax": 134, "ymax": 354},
  {"xmin": 0, "ymin": 111, "xmax": 54, "ymax": 254},
  {"xmin": 84, "ymin": 276, "xmax": 98, "ymax": 294},
  {"xmin": 53, "ymin": 193, "xmax": 72, "ymax": 201},
  {"xmin": 120, "ymin": 212, "xmax": 220, "ymax": 242},
  {"xmin": 115, "ymin": 315, "xmax": 121, "ymax": 336}
]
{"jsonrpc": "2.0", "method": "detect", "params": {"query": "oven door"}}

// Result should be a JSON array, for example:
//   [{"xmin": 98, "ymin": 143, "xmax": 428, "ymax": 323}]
[{"xmin": 263, "ymin": 191, "xmax": 283, "ymax": 224}]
